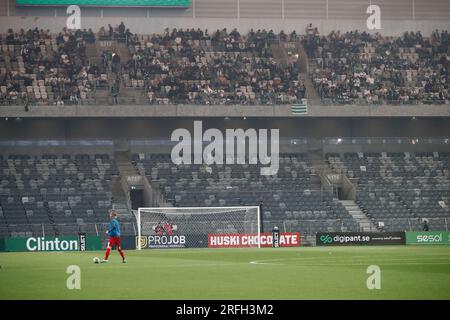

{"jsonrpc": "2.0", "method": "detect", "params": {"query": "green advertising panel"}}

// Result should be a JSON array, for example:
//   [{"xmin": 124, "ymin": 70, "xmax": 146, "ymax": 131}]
[
  {"xmin": 85, "ymin": 236, "xmax": 102, "ymax": 251},
  {"xmin": 5, "ymin": 236, "xmax": 79, "ymax": 252},
  {"xmin": 406, "ymin": 231, "xmax": 450, "ymax": 245},
  {"xmin": 0, "ymin": 238, "xmax": 5, "ymax": 252},
  {"xmin": 3, "ymin": 236, "xmax": 102, "ymax": 252},
  {"xmin": 16, "ymin": 0, "xmax": 191, "ymax": 7}
]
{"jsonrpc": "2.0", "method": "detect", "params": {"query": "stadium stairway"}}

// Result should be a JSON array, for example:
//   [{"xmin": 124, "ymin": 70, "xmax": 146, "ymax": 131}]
[
  {"xmin": 291, "ymin": 41, "xmax": 308, "ymax": 73},
  {"xmin": 294, "ymin": 40, "xmax": 320, "ymax": 102},
  {"xmin": 308, "ymin": 150, "xmax": 333, "ymax": 193},
  {"xmin": 115, "ymin": 42, "xmax": 131, "ymax": 64},
  {"xmin": 87, "ymin": 40, "xmax": 134, "ymax": 105},
  {"xmin": 270, "ymin": 42, "xmax": 289, "ymax": 67},
  {"xmin": 339, "ymin": 200, "xmax": 378, "ymax": 232},
  {"xmin": 290, "ymin": 40, "xmax": 320, "ymax": 102},
  {"xmin": 303, "ymin": 73, "xmax": 320, "ymax": 102},
  {"xmin": 114, "ymin": 151, "xmax": 138, "ymax": 177},
  {"xmin": 271, "ymin": 40, "xmax": 318, "ymax": 104},
  {"xmin": 118, "ymin": 87, "xmax": 146, "ymax": 104},
  {"xmin": 111, "ymin": 176, "xmax": 131, "ymax": 217},
  {"xmin": 90, "ymin": 39, "xmax": 130, "ymax": 63},
  {"xmin": 43, "ymin": 201, "xmax": 58, "ymax": 236},
  {"xmin": 86, "ymin": 43, "xmax": 102, "ymax": 66},
  {"xmin": 92, "ymin": 88, "xmax": 110, "ymax": 105},
  {"xmin": 85, "ymin": 42, "xmax": 112, "ymax": 104},
  {"xmin": 271, "ymin": 40, "xmax": 314, "ymax": 106},
  {"xmin": 112, "ymin": 150, "xmax": 138, "ymax": 221}
]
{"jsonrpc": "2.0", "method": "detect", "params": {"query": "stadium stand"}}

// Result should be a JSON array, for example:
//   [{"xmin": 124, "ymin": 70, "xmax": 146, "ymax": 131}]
[
  {"xmin": 132, "ymin": 153, "xmax": 359, "ymax": 237},
  {"xmin": 0, "ymin": 22, "xmax": 448, "ymax": 242},
  {"xmin": 0, "ymin": 153, "xmax": 118, "ymax": 237},
  {"xmin": 124, "ymin": 28, "xmax": 306, "ymax": 105},
  {"xmin": 1, "ymin": 25, "xmax": 448, "ymax": 107},
  {"xmin": 0, "ymin": 27, "xmax": 108, "ymax": 106},
  {"xmin": 304, "ymin": 30, "xmax": 450, "ymax": 105},
  {"xmin": 0, "ymin": 143, "xmax": 448, "ymax": 241},
  {"xmin": 327, "ymin": 152, "xmax": 450, "ymax": 231}
]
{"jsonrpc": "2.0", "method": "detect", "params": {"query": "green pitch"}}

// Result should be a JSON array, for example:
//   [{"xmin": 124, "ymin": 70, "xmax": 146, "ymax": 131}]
[{"xmin": 0, "ymin": 246, "xmax": 449, "ymax": 299}]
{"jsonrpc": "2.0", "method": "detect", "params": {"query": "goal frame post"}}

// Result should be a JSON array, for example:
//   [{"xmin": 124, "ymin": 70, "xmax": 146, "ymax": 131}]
[{"xmin": 136, "ymin": 206, "xmax": 261, "ymax": 250}]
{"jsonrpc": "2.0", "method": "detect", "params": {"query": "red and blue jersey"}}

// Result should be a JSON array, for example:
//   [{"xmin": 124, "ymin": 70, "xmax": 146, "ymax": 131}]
[{"xmin": 108, "ymin": 218, "xmax": 120, "ymax": 237}]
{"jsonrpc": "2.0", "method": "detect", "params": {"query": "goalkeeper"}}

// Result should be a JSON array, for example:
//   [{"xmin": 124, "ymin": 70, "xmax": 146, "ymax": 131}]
[{"xmin": 102, "ymin": 210, "xmax": 126, "ymax": 263}]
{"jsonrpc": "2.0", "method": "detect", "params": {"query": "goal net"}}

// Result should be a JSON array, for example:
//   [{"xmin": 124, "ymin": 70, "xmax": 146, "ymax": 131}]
[{"xmin": 136, "ymin": 206, "xmax": 261, "ymax": 249}]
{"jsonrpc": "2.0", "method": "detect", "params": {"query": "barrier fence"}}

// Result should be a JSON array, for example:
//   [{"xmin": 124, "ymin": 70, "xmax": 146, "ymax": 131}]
[
  {"xmin": 271, "ymin": 218, "xmax": 449, "ymax": 235},
  {"xmin": 2, "ymin": 217, "xmax": 448, "ymax": 240},
  {"xmin": 1, "ymin": 230, "xmax": 449, "ymax": 252}
]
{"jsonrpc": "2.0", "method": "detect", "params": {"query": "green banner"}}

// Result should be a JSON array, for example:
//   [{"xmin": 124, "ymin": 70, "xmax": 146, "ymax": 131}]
[
  {"xmin": 0, "ymin": 238, "xmax": 5, "ymax": 252},
  {"xmin": 2, "ymin": 236, "xmax": 102, "ymax": 252},
  {"xmin": 291, "ymin": 104, "xmax": 308, "ymax": 114},
  {"xmin": 405, "ymin": 231, "xmax": 450, "ymax": 245},
  {"xmin": 85, "ymin": 236, "xmax": 102, "ymax": 251},
  {"xmin": 16, "ymin": 0, "xmax": 191, "ymax": 7}
]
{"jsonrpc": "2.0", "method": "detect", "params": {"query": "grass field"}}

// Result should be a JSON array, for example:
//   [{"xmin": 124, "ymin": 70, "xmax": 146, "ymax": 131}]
[{"xmin": 0, "ymin": 246, "xmax": 449, "ymax": 299}]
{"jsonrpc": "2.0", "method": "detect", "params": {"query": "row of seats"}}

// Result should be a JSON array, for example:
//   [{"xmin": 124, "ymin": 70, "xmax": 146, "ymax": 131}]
[
  {"xmin": 328, "ymin": 152, "xmax": 450, "ymax": 231},
  {"xmin": 132, "ymin": 153, "xmax": 358, "ymax": 236},
  {"xmin": 0, "ymin": 153, "xmax": 118, "ymax": 237}
]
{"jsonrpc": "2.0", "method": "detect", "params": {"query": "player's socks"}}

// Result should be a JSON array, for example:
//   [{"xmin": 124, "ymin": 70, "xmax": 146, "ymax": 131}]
[
  {"xmin": 104, "ymin": 247, "xmax": 111, "ymax": 260},
  {"xmin": 118, "ymin": 248, "xmax": 125, "ymax": 261}
]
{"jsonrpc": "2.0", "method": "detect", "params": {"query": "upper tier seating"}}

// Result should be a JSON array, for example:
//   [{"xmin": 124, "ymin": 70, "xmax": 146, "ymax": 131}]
[
  {"xmin": 4, "ymin": 26, "xmax": 447, "ymax": 107},
  {"xmin": 0, "ymin": 27, "xmax": 108, "ymax": 106},
  {"xmin": 124, "ymin": 28, "xmax": 306, "ymax": 105},
  {"xmin": 304, "ymin": 30, "xmax": 450, "ymax": 105}
]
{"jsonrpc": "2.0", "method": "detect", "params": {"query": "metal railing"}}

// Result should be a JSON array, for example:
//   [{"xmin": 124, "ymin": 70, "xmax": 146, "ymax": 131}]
[
  {"xmin": 371, "ymin": 217, "xmax": 449, "ymax": 232},
  {"xmin": 323, "ymin": 137, "xmax": 450, "ymax": 145},
  {"xmin": 267, "ymin": 217, "xmax": 449, "ymax": 236},
  {"xmin": 5, "ymin": 222, "xmax": 137, "ymax": 238},
  {"xmin": 317, "ymin": 97, "xmax": 449, "ymax": 106},
  {"xmin": 0, "ymin": 136, "xmax": 448, "ymax": 151},
  {"xmin": 0, "ymin": 139, "xmax": 115, "ymax": 147},
  {"xmin": 3, "ymin": 217, "xmax": 448, "ymax": 243}
]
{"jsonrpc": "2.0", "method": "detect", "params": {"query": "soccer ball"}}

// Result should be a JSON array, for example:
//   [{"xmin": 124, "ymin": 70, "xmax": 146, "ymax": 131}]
[{"xmin": 93, "ymin": 257, "xmax": 100, "ymax": 264}]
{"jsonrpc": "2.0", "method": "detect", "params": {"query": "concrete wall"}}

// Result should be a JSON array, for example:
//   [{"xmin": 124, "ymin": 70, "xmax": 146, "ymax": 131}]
[
  {"xmin": 0, "ymin": 0, "xmax": 449, "ymax": 35},
  {"xmin": 1, "ymin": 139, "xmax": 449, "ymax": 158},
  {"xmin": 1, "ymin": 104, "xmax": 450, "ymax": 118},
  {"xmin": 0, "ymin": 117, "xmax": 449, "ymax": 140},
  {"xmin": 323, "ymin": 142, "xmax": 450, "ymax": 154}
]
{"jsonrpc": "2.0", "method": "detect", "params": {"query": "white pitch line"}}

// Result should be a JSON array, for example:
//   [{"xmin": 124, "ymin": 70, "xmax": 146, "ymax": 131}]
[
  {"xmin": 250, "ymin": 261, "xmax": 450, "ymax": 266},
  {"xmin": 249, "ymin": 256, "xmax": 450, "ymax": 266},
  {"xmin": 297, "ymin": 262, "xmax": 450, "ymax": 266}
]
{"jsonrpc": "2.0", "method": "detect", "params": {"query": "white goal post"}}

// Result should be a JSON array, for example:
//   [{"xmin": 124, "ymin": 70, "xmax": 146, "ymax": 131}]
[{"xmin": 135, "ymin": 206, "xmax": 261, "ymax": 250}]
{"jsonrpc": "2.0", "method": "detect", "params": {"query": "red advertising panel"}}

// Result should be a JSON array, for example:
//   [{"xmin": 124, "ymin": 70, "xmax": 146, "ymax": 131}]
[{"xmin": 208, "ymin": 232, "xmax": 301, "ymax": 248}]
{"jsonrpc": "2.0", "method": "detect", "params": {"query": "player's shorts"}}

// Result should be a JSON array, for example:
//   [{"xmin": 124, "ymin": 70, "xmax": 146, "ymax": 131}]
[{"xmin": 108, "ymin": 236, "xmax": 122, "ymax": 249}]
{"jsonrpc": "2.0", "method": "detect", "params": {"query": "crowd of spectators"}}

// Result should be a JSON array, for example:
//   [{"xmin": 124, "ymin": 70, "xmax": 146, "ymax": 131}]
[
  {"xmin": 98, "ymin": 22, "xmax": 133, "ymax": 44},
  {"xmin": 1, "ymin": 24, "xmax": 449, "ymax": 107},
  {"xmin": 304, "ymin": 29, "xmax": 449, "ymax": 105},
  {"xmin": 123, "ymin": 28, "xmax": 305, "ymax": 105},
  {"xmin": 0, "ymin": 27, "xmax": 107, "ymax": 106}
]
